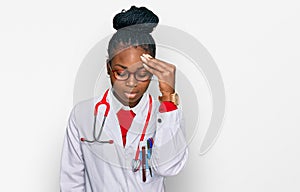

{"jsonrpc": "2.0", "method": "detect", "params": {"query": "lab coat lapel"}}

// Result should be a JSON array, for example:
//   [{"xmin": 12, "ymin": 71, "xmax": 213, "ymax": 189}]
[
  {"xmin": 104, "ymin": 108, "xmax": 123, "ymax": 147},
  {"xmin": 125, "ymin": 95, "xmax": 152, "ymax": 148},
  {"xmin": 125, "ymin": 113, "xmax": 144, "ymax": 148}
]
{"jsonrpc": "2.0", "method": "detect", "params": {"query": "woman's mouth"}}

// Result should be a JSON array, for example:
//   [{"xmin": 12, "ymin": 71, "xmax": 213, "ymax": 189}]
[{"xmin": 124, "ymin": 92, "xmax": 138, "ymax": 99}]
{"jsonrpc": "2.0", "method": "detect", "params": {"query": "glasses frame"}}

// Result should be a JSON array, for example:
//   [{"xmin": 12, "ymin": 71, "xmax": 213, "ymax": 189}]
[{"xmin": 108, "ymin": 64, "xmax": 152, "ymax": 82}]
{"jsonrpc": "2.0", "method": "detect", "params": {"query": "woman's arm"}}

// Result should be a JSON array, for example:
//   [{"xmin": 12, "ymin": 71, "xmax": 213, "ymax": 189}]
[
  {"xmin": 60, "ymin": 107, "xmax": 85, "ymax": 192},
  {"xmin": 142, "ymin": 54, "xmax": 188, "ymax": 176},
  {"xmin": 150, "ymin": 107, "xmax": 188, "ymax": 177}
]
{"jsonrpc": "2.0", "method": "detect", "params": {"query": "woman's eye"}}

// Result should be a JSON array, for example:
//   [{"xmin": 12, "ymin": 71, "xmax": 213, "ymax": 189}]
[
  {"xmin": 137, "ymin": 71, "xmax": 149, "ymax": 77},
  {"xmin": 137, "ymin": 73, "xmax": 146, "ymax": 78},
  {"xmin": 116, "ymin": 70, "xmax": 127, "ymax": 76}
]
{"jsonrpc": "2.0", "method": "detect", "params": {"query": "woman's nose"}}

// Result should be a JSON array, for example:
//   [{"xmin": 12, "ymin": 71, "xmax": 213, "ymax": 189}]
[{"xmin": 126, "ymin": 73, "xmax": 138, "ymax": 87}]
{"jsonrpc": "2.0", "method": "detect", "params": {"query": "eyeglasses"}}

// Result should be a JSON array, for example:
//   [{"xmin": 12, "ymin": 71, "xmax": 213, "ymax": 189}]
[{"xmin": 109, "ymin": 65, "xmax": 152, "ymax": 82}]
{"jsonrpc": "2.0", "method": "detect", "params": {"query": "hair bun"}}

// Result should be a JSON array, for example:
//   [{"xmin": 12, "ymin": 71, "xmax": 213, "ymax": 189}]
[{"xmin": 113, "ymin": 6, "xmax": 159, "ymax": 33}]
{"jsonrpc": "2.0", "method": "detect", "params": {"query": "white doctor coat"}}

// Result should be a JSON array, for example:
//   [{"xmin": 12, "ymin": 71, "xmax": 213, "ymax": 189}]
[{"xmin": 60, "ymin": 90, "xmax": 188, "ymax": 192}]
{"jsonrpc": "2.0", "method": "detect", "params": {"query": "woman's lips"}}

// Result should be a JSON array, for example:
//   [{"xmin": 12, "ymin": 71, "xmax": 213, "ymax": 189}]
[{"xmin": 124, "ymin": 92, "xmax": 138, "ymax": 99}]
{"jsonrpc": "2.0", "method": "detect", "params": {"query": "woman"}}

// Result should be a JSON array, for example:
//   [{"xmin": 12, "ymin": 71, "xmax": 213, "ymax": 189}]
[{"xmin": 60, "ymin": 6, "xmax": 188, "ymax": 192}]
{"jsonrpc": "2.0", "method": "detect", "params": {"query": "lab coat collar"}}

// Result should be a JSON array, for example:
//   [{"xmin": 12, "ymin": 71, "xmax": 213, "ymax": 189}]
[
  {"xmin": 109, "ymin": 88, "xmax": 148, "ymax": 115},
  {"xmin": 107, "ymin": 89, "xmax": 151, "ymax": 149}
]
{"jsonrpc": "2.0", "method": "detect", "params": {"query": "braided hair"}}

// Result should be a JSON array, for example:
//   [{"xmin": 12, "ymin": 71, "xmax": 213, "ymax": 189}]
[{"xmin": 107, "ymin": 6, "xmax": 159, "ymax": 63}]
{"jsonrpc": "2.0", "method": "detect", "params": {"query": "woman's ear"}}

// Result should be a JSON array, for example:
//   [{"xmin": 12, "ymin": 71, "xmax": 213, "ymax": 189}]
[{"xmin": 106, "ymin": 59, "xmax": 111, "ymax": 75}]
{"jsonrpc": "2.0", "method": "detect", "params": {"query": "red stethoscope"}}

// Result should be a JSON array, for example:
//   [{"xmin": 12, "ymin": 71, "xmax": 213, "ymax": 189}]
[
  {"xmin": 80, "ymin": 89, "xmax": 113, "ymax": 144},
  {"xmin": 80, "ymin": 89, "xmax": 153, "ymax": 176}
]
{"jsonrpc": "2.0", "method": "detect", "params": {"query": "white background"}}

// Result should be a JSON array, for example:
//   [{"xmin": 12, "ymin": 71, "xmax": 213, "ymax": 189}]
[{"xmin": 1, "ymin": 0, "xmax": 300, "ymax": 191}]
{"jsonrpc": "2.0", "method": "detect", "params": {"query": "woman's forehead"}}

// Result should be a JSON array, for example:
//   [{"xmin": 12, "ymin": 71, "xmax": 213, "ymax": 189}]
[{"xmin": 111, "ymin": 46, "xmax": 148, "ymax": 68}]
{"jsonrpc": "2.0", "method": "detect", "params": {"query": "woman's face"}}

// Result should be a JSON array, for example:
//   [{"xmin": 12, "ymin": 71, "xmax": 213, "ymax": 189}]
[{"xmin": 108, "ymin": 46, "xmax": 152, "ymax": 108}]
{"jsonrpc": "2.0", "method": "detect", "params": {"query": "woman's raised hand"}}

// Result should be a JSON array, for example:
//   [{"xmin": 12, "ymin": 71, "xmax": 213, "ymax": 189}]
[{"xmin": 140, "ymin": 54, "xmax": 176, "ymax": 96}]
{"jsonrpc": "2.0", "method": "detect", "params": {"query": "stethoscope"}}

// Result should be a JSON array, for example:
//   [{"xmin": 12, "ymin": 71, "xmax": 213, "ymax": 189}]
[
  {"xmin": 80, "ymin": 89, "xmax": 153, "ymax": 178},
  {"xmin": 80, "ymin": 88, "xmax": 153, "ymax": 177},
  {"xmin": 80, "ymin": 89, "xmax": 113, "ymax": 144},
  {"xmin": 80, "ymin": 89, "xmax": 152, "ymax": 172}
]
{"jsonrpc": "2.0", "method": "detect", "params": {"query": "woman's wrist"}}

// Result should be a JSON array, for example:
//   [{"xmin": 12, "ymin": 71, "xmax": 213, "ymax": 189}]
[
  {"xmin": 160, "ymin": 89, "xmax": 175, "ymax": 97},
  {"xmin": 158, "ymin": 91, "xmax": 179, "ymax": 105}
]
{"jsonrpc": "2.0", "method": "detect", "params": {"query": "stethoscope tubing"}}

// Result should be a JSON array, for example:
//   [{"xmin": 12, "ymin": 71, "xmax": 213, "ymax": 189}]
[
  {"xmin": 81, "ymin": 88, "xmax": 153, "ymax": 175},
  {"xmin": 80, "ymin": 89, "xmax": 113, "ymax": 144}
]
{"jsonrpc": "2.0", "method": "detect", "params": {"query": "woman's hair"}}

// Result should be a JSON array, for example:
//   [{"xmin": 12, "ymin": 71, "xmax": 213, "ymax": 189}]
[{"xmin": 107, "ymin": 6, "xmax": 159, "ymax": 63}]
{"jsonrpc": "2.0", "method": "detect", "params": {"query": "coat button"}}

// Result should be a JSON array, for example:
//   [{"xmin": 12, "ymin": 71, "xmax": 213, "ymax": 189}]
[{"xmin": 157, "ymin": 118, "xmax": 162, "ymax": 123}]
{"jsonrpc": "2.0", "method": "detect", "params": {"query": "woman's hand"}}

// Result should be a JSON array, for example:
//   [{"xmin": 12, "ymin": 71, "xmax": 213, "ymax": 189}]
[{"xmin": 140, "ymin": 54, "xmax": 176, "ymax": 96}]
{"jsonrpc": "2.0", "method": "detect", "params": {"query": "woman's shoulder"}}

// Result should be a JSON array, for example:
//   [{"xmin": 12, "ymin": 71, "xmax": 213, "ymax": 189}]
[{"xmin": 71, "ymin": 96, "xmax": 100, "ymax": 116}]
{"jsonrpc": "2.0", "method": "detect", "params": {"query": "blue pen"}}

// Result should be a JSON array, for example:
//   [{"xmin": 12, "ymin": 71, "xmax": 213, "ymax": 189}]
[
  {"xmin": 149, "ymin": 138, "xmax": 153, "ymax": 156},
  {"xmin": 147, "ymin": 139, "xmax": 153, "ymax": 177},
  {"xmin": 147, "ymin": 140, "xmax": 151, "ymax": 159}
]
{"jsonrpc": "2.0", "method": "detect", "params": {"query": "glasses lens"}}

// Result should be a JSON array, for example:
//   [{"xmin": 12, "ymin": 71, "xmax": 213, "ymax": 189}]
[
  {"xmin": 135, "ymin": 70, "xmax": 152, "ymax": 81},
  {"xmin": 113, "ymin": 70, "xmax": 129, "ymax": 80},
  {"xmin": 112, "ymin": 68, "xmax": 152, "ymax": 81}
]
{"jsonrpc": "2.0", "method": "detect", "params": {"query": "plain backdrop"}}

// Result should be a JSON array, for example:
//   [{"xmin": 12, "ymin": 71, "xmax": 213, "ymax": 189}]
[{"xmin": 0, "ymin": 0, "xmax": 300, "ymax": 191}]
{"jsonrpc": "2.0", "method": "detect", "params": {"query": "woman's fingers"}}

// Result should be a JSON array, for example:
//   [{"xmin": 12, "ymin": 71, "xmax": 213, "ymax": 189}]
[
  {"xmin": 142, "ymin": 62, "xmax": 159, "ymax": 76},
  {"xmin": 140, "ymin": 56, "xmax": 164, "ymax": 73},
  {"xmin": 140, "ymin": 54, "xmax": 176, "ymax": 94},
  {"xmin": 141, "ymin": 54, "xmax": 171, "ymax": 71},
  {"xmin": 140, "ymin": 54, "xmax": 175, "ymax": 75}
]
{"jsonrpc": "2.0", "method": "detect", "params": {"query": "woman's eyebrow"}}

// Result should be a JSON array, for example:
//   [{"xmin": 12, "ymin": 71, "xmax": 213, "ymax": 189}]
[
  {"xmin": 113, "ymin": 64, "xmax": 145, "ymax": 70},
  {"xmin": 113, "ymin": 64, "xmax": 127, "ymax": 69}
]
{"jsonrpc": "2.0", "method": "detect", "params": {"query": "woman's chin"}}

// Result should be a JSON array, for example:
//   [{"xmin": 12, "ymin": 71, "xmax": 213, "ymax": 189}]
[{"xmin": 123, "ymin": 95, "xmax": 142, "ymax": 107}]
